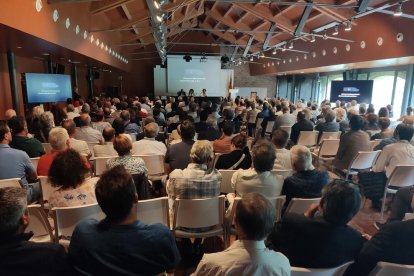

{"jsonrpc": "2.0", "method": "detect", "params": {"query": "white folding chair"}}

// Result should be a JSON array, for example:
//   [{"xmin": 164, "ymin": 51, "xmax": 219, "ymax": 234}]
[
  {"xmin": 297, "ymin": 131, "xmax": 319, "ymax": 147},
  {"xmin": 312, "ymin": 139, "xmax": 340, "ymax": 169},
  {"xmin": 379, "ymin": 165, "xmax": 414, "ymax": 221},
  {"xmin": 291, "ymin": 261, "xmax": 354, "ymax": 276},
  {"xmin": 42, "ymin": 143, "xmax": 52, "ymax": 154},
  {"xmin": 52, "ymin": 203, "xmax": 105, "ymax": 247},
  {"xmin": 344, "ymin": 150, "xmax": 382, "ymax": 179},
  {"xmin": 211, "ymin": 153, "xmax": 223, "ymax": 168},
  {"xmin": 87, "ymin": 142, "xmax": 99, "ymax": 158},
  {"xmin": 134, "ymin": 155, "xmax": 166, "ymax": 181},
  {"xmin": 319, "ymin": 131, "xmax": 341, "ymax": 144},
  {"xmin": 369, "ymin": 139, "xmax": 383, "ymax": 151},
  {"xmin": 94, "ymin": 156, "xmax": 115, "ymax": 176},
  {"xmin": 219, "ymin": 170, "xmax": 236, "ymax": 194},
  {"xmin": 26, "ymin": 204, "xmax": 54, "ymax": 242},
  {"xmin": 172, "ymin": 195, "xmax": 227, "ymax": 248},
  {"xmin": 265, "ymin": 121, "xmax": 275, "ymax": 135},
  {"xmin": 138, "ymin": 197, "xmax": 169, "ymax": 228},
  {"xmin": 369, "ymin": 262, "xmax": 414, "ymax": 276},
  {"xmin": 285, "ymin": 197, "xmax": 321, "ymax": 215},
  {"xmin": 271, "ymin": 169, "xmax": 293, "ymax": 180},
  {"xmin": 38, "ymin": 176, "xmax": 57, "ymax": 209},
  {"xmin": 0, "ymin": 178, "xmax": 23, "ymax": 188},
  {"xmin": 30, "ymin": 157, "xmax": 40, "ymax": 171},
  {"xmin": 280, "ymin": 125, "xmax": 292, "ymax": 137}
]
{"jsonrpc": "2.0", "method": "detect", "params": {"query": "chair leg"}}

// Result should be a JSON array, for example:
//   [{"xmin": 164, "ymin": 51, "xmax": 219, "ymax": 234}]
[{"xmin": 380, "ymin": 190, "xmax": 388, "ymax": 221}]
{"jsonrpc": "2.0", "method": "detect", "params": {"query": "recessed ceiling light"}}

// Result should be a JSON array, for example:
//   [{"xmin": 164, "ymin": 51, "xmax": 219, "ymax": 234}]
[
  {"xmin": 90, "ymin": 35, "xmax": 94, "ymax": 43},
  {"xmin": 96, "ymin": 39, "xmax": 100, "ymax": 46},
  {"xmin": 65, "ymin": 18, "xmax": 70, "ymax": 29},
  {"xmin": 75, "ymin": 25, "xmax": 80, "ymax": 35},
  {"xmin": 16, "ymin": 46, "xmax": 23, "ymax": 49},
  {"xmin": 105, "ymin": 45, "xmax": 108, "ymax": 51},
  {"xmin": 53, "ymin": 9, "xmax": 59, "ymax": 22},
  {"xmin": 35, "ymin": 0, "xmax": 43, "ymax": 12},
  {"xmin": 41, "ymin": 53, "xmax": 50, "ymax": 56},
  {"xmin": 83, "ymin": 30, "xmax": 88, "ymax": 39}
]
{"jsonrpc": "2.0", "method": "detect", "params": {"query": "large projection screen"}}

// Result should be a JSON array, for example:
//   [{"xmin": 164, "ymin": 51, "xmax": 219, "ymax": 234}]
[
  {"xmin": 167, "ymin": 55, "xmax": 222, "ymax": 96},
  {"xmin": 330, "ymin": 80, "xmax": 374, "ymax": 103}
]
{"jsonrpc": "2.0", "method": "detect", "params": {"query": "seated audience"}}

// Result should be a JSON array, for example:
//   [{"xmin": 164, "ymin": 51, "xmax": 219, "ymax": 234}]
[
  {"xmin": 373, "ymin": 123, "xmax": 401, "ymax": 151},
  {"xmin": 315, "ymin": 109, "xmax": 340, "ymax": 142},
  {"xmin": 68, "ymin": 166, "xmax": 180, "ymax": 275},
  {"xmin": 198, "ymin": 114, "xmax": 221, "ymax": 141},
  {"xmin": 213, "ymin": 121, "xmax": 234, "ymax": 154},
  {"xmin": 91, "ymin": 111, "xmax": 111, "ymax": 133},
  {"xmin": 39, "ymin": 111, "xmax": 55, "ymax": 143},
  {"xmin": 231, "ymin": 141, "xmax": 283, "ymax": 198},
  {"xmin": 93, "ymin": 127, "xmax": 118, "ymax": 157},
  {"xmin": 364, "ymin": 113, "xmax": 380, "ymax": 131},
  {"xmin": 272, "ymin": 129, "xmax": 292, "ymax": 170},
  {"xmin": 335, "ymin": 107, "xmax": 349, "ymax": 132},
  {"xmin": 380, "ymin": 186, "xmax": 414, "ymax": 224},
  {"xmin": 0, "ymin": 187, "xmax": 69, "ymax": 275},
  {"xmin": 62, "ymin": 119, "xmax": 91, "ymax": 157},
  {"xmin": 37, "ymin": 128, "xmax": 90, "ymax": 176},
  {"xmin": 282, "ymin": 145, "xmax": 329, "ymax": 206},
  {"xmin": 346, "ymin": 207, "xmax": 414, "ymax": 275},
  {"xmin": 165, "ymin": 119, "xmax": 196, "ymax": 172},
  {"xmin": 4, "ymin": 108, "xmax": 16, "ymax": 121},
  {"xmin": 74, "ymin": 114, "xmax": 104, "ymax": 144},
  {"xmin": 107, "ymin": 135, "xmax": 147, "ymax": 176},
  {"xmin": 195, "ymin": 110, "xmax": 209, "ymax": 133},
  {"xmin": 8, "ymin": 115, "xmax": 45, "ymax": 157},
  {"xmin": 112, "ymin": 117, "xmax": 132, "ymax": 141},
  {"xmin": 370, "ymin": 117, "xmax": 392, "ymax": 140},
  {"xmin": 215, "ymin": 134, "xmax": 252, "ymax": 170},
  {"xmin": 121, "ymin": 110, "xmax": 140, "ymax": 134},
  {"xmin": 272, "ymin": 106, "xmax": 295, "ymax": 132},
  {"xmin": 48, "ymin": 149, "xmax": 97, "ymax": 208},
  {"xmin": 333, "ymin": 115, "xmax": 370, "ymax": 171},
  {"xmin": 135, "ymin": 116, "xmax": 166, "ymax": 143},
  {"xmin": 66, "ymin": 104, "xmax": 79, "ymax": 120},
  {"xmin": 167, "ymin": 140, "xmax": 221, "ymax": 199},
  {"xmin": 0, "ymin": 122, "xmax": 39, "ymax": 203},
  {"xmin": 290, "ymin": 111, "xmax": 314, "ymax": 145},
  {"xmin": 132, "ymin": 122, "xmax": 167, "ymax": 156},
  {"xmin": 193, "ymin": 193, "xmax": 290, "ymax": 276},
  {"xmin": 268, "ymin": 180, "xmax": 365, "ymax": 268}
]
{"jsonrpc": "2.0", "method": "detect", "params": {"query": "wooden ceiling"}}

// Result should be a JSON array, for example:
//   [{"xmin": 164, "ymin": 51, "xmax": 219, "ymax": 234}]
[{"xmin": 49, "ymin": 0, "xmax": 399, "ymax": 61}]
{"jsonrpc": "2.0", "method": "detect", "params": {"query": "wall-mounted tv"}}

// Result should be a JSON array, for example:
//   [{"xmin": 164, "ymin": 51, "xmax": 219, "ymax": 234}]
[
  {"xmin": 25, "ymin": 73, "xmax": 72, "ymax": 104},
  {"xmin": 330, "ymin": 80, "xmax": 374, "ymax": 103}
]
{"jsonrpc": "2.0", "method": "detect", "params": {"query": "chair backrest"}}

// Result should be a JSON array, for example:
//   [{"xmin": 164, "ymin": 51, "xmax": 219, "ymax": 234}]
[
  {"xmin": 30, "ymin": 157, "xmax": 40, "ymax": 171},
  {"xmin": 38, "ymin": 176, "xmax": 57, "ymax": 207},
  {"xmin": 0, "ymin": 178, "xmax": 22, "ymax": 188},
  {"xmin": 219, "ymin": 170, "xmax": 237, "ymax": 194},
  {"xmin": 134, "ymin": 155, "xmax": 165, "ymax": 176},
  {"xmin": 267, "ymin": 195, "xmax": 286, "ymax": 222},
  {"xmin": 130, "ymin": 133, "xmax": 137, "ymax": 142},
  {"xmin": 318, "ymin": 139, "xmax": 340, "ymax": 157},
  {"xmin": 319, "ymin": 131, "xmax": 341, "ymax": 143},
  {"xmin": 265, "ymin": 121, "xmax": 275, "ymax": 133},
  {"xmin": 369, "ymin": 262, "xmax": 414, "ymax": 276},
  {"xmin": 52, "ymin": 203, "xmax": 105, "ymax": 241},
  {"xmin": 366, "ymin": 130, "xmax": 381, "ymax": 137},
  {"xmin": 87, "ymin": 143, "xmax": 99, "ymax": 158},
  {"xmin": 271, "ymin": 169, "xmax": 293, "ymax": 180},
  {"xmin": 94, "ymin": 156, "xmax": 115, "ymax": 176},
  {"xmin": 211, "ymin": 153, "xmax": 223, "ymax": 168},
  {"xmin": 386, "ymin": 165, "xmax": 414, "ymax": 188},
  {"xmin": 349, "ymin": 150, "xmax": 381, "ymax": 171},
  {"xmin": 280, "ymin": 125, "xmax": 292, "ymax": 136},
  {"xmin": 26, "ymin": 204, "xmax": 54, "ymax": 242},
  {"xmin": 291, "ymin": 261, "xmax": 354, "ymax": 276},
  {"xmin": 369, "ymin": 139, "xmax": 383, "ymax": 151},
  {"xmin": 285, "ymin": 197, "xmax": 321, "ymax": 215},
  {"xmin": 173, "ymin": 195, "xmax": 225, "ymax": 230},
  {"xmin": 138, "ymin": 197, "xmax": 169, "ymax": 227},
  {"xmin": 297, "ymin": 131, "xmax": 319, "ymax": 147},
  {"xmin": 42, "ymin": 143, "xmax": 52, "ymax": 154}
]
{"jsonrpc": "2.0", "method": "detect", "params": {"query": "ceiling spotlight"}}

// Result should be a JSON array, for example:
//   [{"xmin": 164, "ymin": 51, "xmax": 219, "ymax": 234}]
[
  {"xmin": 288, "ymin": 42, "xmax": 294, "ymax": 49},
  {"xmin": 153, "ymin": 0, "xmax": 166, "ymax": 9},
  {"xmin": 310, "ymin": 33, "xmax": 316, "ymax": 43},
  {"xmin": 344, "ymin": 21, "xmax": 352, "ymax": 31},
  {"xmin": 323, "ymin": 31, "xmax": 328, "ymax": 40},
  {"xmin": 250, "ymin": 56, "xmax": 254, "ymax": 61},
  {"xmin": 282, "ymin": 45, "xmax": 287, "ymax": 52},
  {"xmin": 259, "ymin": 52, "xmax": 265, "ymax": 58},
  {"xmin": 156, "ymin": 13, "xmax": 166, "ymax": 23},
  {"xmin": 394, "ymin": 3, "xmax": 403, "ymax": 16},
  {"xmin": 272, "ymin": 48, "xmax": 277, "ymax": 55},
  {"xmin": 332, "ymin": 26, "xmax": 339, "ymax": 36}
]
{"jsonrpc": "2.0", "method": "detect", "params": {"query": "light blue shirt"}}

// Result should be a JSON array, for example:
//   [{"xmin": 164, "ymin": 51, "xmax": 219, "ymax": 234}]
[{"xmin": 0, "ymin": 144, "xmax": 35, "ymax": 185}]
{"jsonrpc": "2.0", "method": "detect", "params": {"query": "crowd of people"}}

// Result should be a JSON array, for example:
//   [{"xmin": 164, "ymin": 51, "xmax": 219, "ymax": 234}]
[{"xmin": 0, "ymin": 94, "xmax": 413, "ymax": 275}]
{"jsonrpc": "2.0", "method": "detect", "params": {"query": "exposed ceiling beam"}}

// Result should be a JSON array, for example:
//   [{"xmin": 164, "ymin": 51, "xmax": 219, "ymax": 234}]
[
  {"xmin": 90, "ymin": 0, "xmax": 135, "ymax": 15},
  {"xmin": 356, "ymin": 0, "xmax": 371, "ymax": 13},
  {"xmin": 243, "ymin": 36, "xmax": 254, "ymax": 57},
  {"xmin": 294, "ymin": 1, "xmax": 313, "ymax": 37},
  {"xmin": 231, "ymin": 46, "xmax": 239, "ymax": 60},
  {"xmin": 48, "ymin": 0, "xmax": 100, "ymax": 3},
  {"xmin": 121, "ymin": 4, "xmax": 133, "ymax": 20},
  {"xmin": 312, "ymin": 0, "xmax": 356, "ymax": 23},
  {"xmin": 263, "ymin": 22, "xmax": 277, "ymax": 50}
]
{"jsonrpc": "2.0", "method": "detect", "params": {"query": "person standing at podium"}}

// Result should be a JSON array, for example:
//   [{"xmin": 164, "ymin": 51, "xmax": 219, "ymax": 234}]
[{"xmin": 201, "ymin": 89, "xmax": 207, "ymax": 97}]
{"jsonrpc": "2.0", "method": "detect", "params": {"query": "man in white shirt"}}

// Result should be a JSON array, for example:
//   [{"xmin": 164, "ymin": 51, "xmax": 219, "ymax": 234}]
[
  {"xmin": 272, "ymin": 128, "xmax": 292, "ymax": 170},
  {"xmin": 131, "ymin": 123, "xmax": 166, "ymax": 156},
  {"xmin": 93, "ymin": 127, "xmax": 118, "ymax": 157},
  {"xmin": 62, "ymin": 119, "xmax": 91, "ymax": 158},
  {"xmin": 74, "ymin": 114, "xmax": 104, "ymax": 144},
  {"xmin": 192, "ymin": 192, "xmax": 290, "ymax": 276}
]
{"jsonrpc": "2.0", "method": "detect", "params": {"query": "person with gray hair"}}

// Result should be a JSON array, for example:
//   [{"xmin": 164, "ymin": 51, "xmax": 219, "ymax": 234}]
[
  {"xmin": 38, "ymin": 111, "xmax": 55, "ymax": 143},
  {"xmin": 193, "ymin": 192, "xmax": 290, "ymax": 275},
  {"xmin": 198, "ymin": 114, "xmax": 221, "ymax": 141},
  {"xmin": 0, "ymin": 187, "xmax": 70, "ymax": 274},
  {"xmin": 131, "ymin": 122, "xmax": 167, "ymax": 156},
  {"xmin": 66, "ymin": 103, "xmax": 79, "ymax": 120},
  {"xmin": 74, "ymin": 113, "xmax": 104, "ymax": 144},
  {"xmin": 93, "ymin": 127, "xmax": 118, "ymax": 157},
  {"xmin": 167, "ymin": 140, "xmax": 221, "ymax": 200},
  {"xmin": 4, "ymin": 109, "xmax": 16, "ymax": 121},
  {"xmin": 62, "ymin": 119, "xmax": 91, "ymax": 157},
  {"xmin": 315, "ymin": 108, "xmax": 340, "ymax": 143},
  {"xmin": 281, "ymin": 145, "xmax": 329, "ymax": 206}
]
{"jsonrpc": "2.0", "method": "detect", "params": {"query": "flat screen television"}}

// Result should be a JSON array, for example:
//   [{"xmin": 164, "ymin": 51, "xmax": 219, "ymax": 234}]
[
  {"xmin": 25, "ymin": 73, "xmax": 72, "ymax": 104},
  {"xmin": 330, "ymin": 80, "xmax": 373, "ymax": 103}
]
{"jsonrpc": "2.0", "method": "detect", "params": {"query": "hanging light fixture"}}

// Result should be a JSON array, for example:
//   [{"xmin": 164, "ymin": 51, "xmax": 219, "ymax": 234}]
[
  {"xmin": 310, "ymin": 33, "xmax": 316, "ymax": 43},
  {"xmin": 272, "ymin": 48, "xmax": 277, "ymax": 55},
  {"xmin": 394, "ymin": 3, "xmax": 403, "ymax": 16},
  {"xmin": 344, "ymin": 21, "xmax": 352, "ymax": 31},
  {"xmin": 332, "ymin": 26, "xmax": 339, "ymax": 36},
  {"xmin": 282, "ymin": 45, "xmax": 287, "ymax": 52},
  {"xmin": 250, "ymin": 56, "xmax": 254, "ymax": 61},
  {"xmin": 288, "ymin": 42, "xmax": 294, "ymax": 49}
]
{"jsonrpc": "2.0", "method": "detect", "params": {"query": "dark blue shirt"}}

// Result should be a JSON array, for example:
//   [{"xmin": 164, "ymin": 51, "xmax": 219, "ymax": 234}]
[{"xmin": 69, "ymin": 219, "xmax": 181, "ymax": 275}]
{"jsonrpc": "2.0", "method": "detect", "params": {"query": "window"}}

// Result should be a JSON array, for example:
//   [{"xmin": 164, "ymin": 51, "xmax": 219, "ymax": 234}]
[{"xmin": 369, "ymin": 71, "xmax": 396, "ymax": 118}]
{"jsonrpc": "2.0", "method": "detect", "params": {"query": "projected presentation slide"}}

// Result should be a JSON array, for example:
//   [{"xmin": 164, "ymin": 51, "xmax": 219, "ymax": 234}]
[
  {"xmin": 25, "ymin": 73, "xmax": 72, "ymax": 103},
  {"xmin": 330, "ymin": 80, "xmax": 373, "ymax": 103},
  {"xmin": 167, "ymin": 55, "xmax": 222, "ymax": 96}
]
